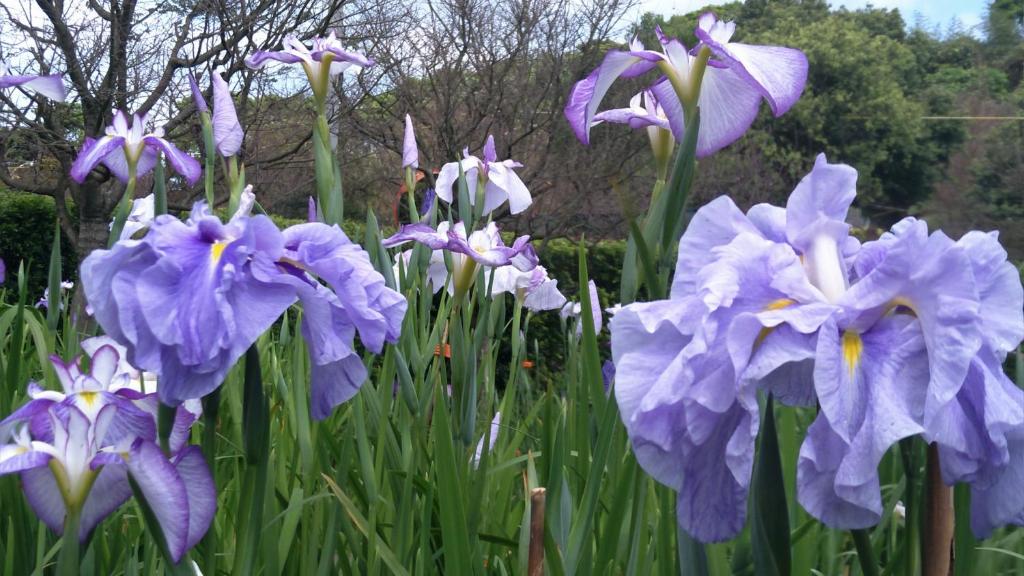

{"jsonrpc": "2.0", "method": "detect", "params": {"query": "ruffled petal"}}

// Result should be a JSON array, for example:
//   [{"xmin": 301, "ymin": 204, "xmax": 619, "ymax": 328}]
[
  {"xmin": 797, "ymin": 315, "xmax": 928, "ymax": 528},
  {"xmin": 970, "ymin": 425, "xmax": 1024, "ymax": 538},
  {"xmin": 957, "ymin": 231, "xmax": 1024, "ymax": 355},
  {"xmin": 841, "ymin": 220, "xmax": 982, "ymax": 430},
  {"xmin": 309, "ymin": 353, "xmax": 366, "ymax": 420},
  {"xmin": 784, "ymin": 153, "xmax": 858, "ymax": 252},
  {"xmin": 611, "ymin": 297, "xmax": 755, "ymax": 542},
  {"xmin": 671, "ymin": 196, "xmax": 760, "ymax": 299}
]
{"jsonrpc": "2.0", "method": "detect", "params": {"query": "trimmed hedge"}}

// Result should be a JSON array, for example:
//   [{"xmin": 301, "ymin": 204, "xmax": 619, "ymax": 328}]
[{"xmin": 0, "ymin": 191, "xmax": 78, "ymax": 302}]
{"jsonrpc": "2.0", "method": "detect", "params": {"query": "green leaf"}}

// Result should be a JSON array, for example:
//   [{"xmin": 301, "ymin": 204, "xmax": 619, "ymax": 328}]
[
  {"xmin": 678, "ymin": 528, "xmax": 707, "ymax": 576},
  {"xmin": 953, "ymin": 483, "xmax": 976, "ymax": 576},
  {"xmin": 431, "ymin": 381, "xmax": 476, "ymax": 574},
  {"xmin": 661, "ymin": 107, "xmax": 700, "ymax": 252},
  {"xmin": 45, "ymin": 220, "xmax": 61, "ymax": 331},
  {"xmin": 750, "ymin": 395, "xmax": 791, "ymax": 576},
  {"xmin": 154, "ymin": 156, "xmax": 167, "ymax": 216}
]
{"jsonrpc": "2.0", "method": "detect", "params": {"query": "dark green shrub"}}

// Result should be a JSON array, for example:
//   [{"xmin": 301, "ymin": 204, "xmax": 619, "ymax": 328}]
[{"xmin": 0, "ymin": 190, "xmax": 78, "ymax": 302}]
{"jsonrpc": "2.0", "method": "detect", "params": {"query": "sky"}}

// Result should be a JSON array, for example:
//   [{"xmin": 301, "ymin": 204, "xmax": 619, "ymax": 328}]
[{"xmin": 631, "ymin": 0, "xmax": 991, "ymax": 34}]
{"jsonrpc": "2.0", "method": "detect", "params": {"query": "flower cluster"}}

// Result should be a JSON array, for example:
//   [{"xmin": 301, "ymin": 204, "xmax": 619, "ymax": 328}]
[
  {"xmin": 0, "ymin": 340, "xmax": 213, "ymax": 562},
  {"xmin": 610, "ymin": 154, "xmax": 1024, "ymax": 541},
  {"xmin": 81, "ymin": 189, "xmax": 406, "ymax": 419}
]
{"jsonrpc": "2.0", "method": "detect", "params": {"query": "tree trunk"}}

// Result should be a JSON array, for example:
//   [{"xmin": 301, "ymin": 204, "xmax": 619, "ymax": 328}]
[
  {"xmin": 70, "ymin": 212, "xmax": 113, "ymax": 331},
  {"xmin": 76, "ymin": 215, "xmax": 111, "ymax": 257}
]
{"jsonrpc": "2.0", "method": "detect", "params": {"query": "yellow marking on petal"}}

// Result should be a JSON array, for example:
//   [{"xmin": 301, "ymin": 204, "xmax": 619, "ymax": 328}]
[
  {"xmin": 754, "ymin": 299, "xmax": 796, "ymax": 348},
  {"xmin": 79, "ymin": 392, "xmax": 99, "ymax": 407},
  {"xmin": 210, "ymin": 240, "xmax": 230, "ymax": 264},
  {"xmin": 885, "ymin": 296, "xmax": 917, "ymax": 317},
  {"xmin": 765, "ymin": 298, "xmax": 795, "ymax": 311},
  {"xmin": 842, "ymin": 331, "xmax": 863, "ymax": 377}
]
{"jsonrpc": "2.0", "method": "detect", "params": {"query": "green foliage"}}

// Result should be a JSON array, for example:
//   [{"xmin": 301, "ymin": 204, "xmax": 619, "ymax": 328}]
[
  {"xmin": 639, "ymin": 1, "xmax": 970, "ymax": 226},
  {"xmin": 969, "ymin": 89, "xmax": 1024, "ymax": 219},
  {"xmin": 0, "ymin": 190, "xmax": 78, "ymax": 301}
]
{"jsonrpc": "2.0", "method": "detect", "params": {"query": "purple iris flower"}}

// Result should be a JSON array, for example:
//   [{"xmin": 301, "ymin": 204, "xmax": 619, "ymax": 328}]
[
  {"xmin": 434, "ymin": 135, "xmax": 533, "ymax": 215},
  {"xmin": 273, "ymin": 223, "xmax": 407, "ymax": 419},
  {"xmin": 0, "ymin": 60, "xmax": 65, "ymax": 101},
  {"xmin": 610, "ymin": 153, "xmax": 1024, "ymax": 541},
  {"xmin": 35, "ymin": 280, "xmax": 74, "ymax": 310},
  {"xmin": 211, "ymin": 71, "xmax": 244, "ymax": 157},
  {"xmin": 80, "ymin": 191, "xmax": 406, "ymax": 418},
  {"xmin": 384, "ymin": 221, "xmax": 537, "ymax": 297},
  {"xmin": 116, "ymin": 193, "xmax": 156, "ymax": 241},
  {"xmin": 0, "ymin": 343, "xmax": 213, "ymax": 562},
  {"xmin": 245, "ymin": 31, "xmax": 373, "ymax": 103},
  {"xmin": 565, "ymin": 13, "xmax": 807, "ymax": 157},
  {"xmin": 561, "ymin": 280, "xmax": 604, "ymax": 336},
  {"xmin": 70, "ymin": 111, "xmax": 201, "ymax": 185},
  {"xmin": 403, "ymin": 114, "xmax": 419, "ymax": 169},
  {"xmin": 385, "ymin": 221, "xmax": 537, "ymax": 270},
  {"xmin": 420, "ymin": 187, "xmax": 436, "ymax": 216},
  {"xmin": 491, "ymin": 265, "xmax": 567, "ymax": 312},
  {"xmin": 593, "ymin": 89, "xmax": 670, "ymax": 133},
  {"xmin": 601, "ymin": 360, "xmax": 616, "ymax": 394},
  {"xmin": 594, "ymin": 90, "xmax": 675, "ymax": 174},
  {"xmin": 188, "ymin": 73, "xmax": 208, "ymax": 113}
]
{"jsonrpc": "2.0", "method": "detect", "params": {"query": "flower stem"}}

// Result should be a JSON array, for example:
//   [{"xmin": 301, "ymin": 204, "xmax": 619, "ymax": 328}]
[
  {"xmin": 899, "ymin": 438, "xmax": 922, "ymax": 576},
  {"xmin": 405, "ymin": 166, "xmax": 419, "ymax": 223},
  {"xmin": 313, "ymin": 112, "xmax": 338, "ymax": 225},
  {"xmin": 158, "ymin": 403, "xmax": 176, "ymax": 455},
  {"xmin": 55, "ymin": 505, "xmax": 82, "ymax": 576},
  {"xmin": 922, "ymin": 442, "xmax": 954, "ymax": 576},
  {"xmin": 227, "ymin": 155, "xmax": 242, "ymax": 215},
  {"xmin": 154, "ymin": 157, "xmax": 167, "ymax": 216},
  {"xmin": 851, "ymin": 529, "xmax": 880, "ymax": 576},
  {"xmin": 200, "ymin": 112, "xmax": 216, "ymax": 208},
  {"xmin": 107, "ymin": 171, "xmax": 137, "ymax": 247}
]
